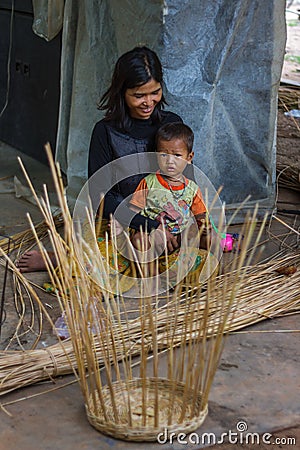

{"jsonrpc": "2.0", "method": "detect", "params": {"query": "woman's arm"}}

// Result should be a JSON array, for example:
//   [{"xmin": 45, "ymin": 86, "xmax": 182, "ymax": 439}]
[
  {"xmin": 88, "ymin": 119, "xmax": 181, "ymax": 249},
  {"xmin": 88, "ymin": 121, "xmax": 113, "ymax": 178},
  {"xmin": 88, "ymin": 122, "xmax": 160, "ymax": 231}
]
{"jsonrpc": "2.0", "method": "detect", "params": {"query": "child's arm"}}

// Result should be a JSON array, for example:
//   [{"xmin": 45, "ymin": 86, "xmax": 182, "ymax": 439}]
[
  {"xmin": 129, "ymin": 178, "xmax": 148, "ymax": 213},
  {"xmin": 130, "ymin": 182, "xmax": 180, "ymax": 253},
  {"xmin": 129, "ymin": 204, "xmax": 142, "ymax": 214},
  {"xmin": 194, "ymin": 213, "xmax": 211, "ymax": 250},
  {"xmin": 190, "ymin": 186, "xmax": 211, "ymax": 250}
]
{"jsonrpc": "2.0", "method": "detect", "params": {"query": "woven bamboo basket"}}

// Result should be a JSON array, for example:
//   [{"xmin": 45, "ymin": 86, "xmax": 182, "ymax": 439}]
[
  {"xmin": 49, "ymin": 216, "xmax": 255, "ymax": 441},
  {"xmin": 86, "ymin": 377, "xmax": 208, "ymax": 441}
]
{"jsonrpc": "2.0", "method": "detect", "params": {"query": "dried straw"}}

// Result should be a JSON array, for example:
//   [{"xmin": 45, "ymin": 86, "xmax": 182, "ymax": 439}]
[
  {"xmin": 277, "ymin": 88, "xmax": 300, "ymax": 192},
  {"xmin": 276, "ymin": 164, "xmax": 300, "ymax": 192},
  {"xmin": 278, "ymin": 86, "xmax": 300, "ymax": 112}
]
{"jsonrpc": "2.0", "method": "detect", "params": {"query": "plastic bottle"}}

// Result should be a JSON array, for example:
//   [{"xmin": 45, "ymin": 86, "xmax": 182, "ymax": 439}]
[{"xmin": 54, "ymin": 313, "xmax": 70, "ymax": 340}]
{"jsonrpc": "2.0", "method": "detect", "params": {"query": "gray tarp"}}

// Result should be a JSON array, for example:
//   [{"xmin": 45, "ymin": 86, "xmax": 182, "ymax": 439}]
[{"xmin": 32, "ymin": 0, "xmax": 286, "ymax": 219}]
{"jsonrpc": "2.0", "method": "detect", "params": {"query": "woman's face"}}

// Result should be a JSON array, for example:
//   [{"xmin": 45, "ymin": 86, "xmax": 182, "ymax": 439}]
[{"xmin": 125, "ymin": 78, "xmax": 162, "ymax": 120}]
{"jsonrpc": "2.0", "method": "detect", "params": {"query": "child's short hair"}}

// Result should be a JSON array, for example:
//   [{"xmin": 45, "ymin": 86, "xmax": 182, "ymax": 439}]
[{"xmin": 155, "ymin": 122, "xmax": 194, "ymax": 153}]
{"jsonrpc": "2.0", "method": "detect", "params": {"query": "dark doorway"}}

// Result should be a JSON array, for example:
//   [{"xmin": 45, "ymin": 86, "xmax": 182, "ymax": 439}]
[{"xmin": 0, "ymin": 0, "xmax": 61, "ymax": 165}]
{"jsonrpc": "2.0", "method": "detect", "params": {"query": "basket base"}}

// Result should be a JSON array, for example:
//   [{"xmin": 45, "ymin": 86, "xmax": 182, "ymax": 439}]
[{"xmin": 85, "ymin": 377, "xmax": 208, "ymax": 442}]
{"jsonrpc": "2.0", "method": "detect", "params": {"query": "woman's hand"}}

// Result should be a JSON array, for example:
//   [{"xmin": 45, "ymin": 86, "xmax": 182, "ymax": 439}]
[{"xmin": 109, "ymin": 216, "xmax": 124, "ymax": 236}]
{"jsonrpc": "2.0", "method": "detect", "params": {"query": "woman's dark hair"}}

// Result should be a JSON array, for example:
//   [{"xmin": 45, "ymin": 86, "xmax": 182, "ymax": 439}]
[
  {"xmin": 98, "ymin": 46, "xmax": 167, "ymax": 130},
  {"xmin": 156, "ymin": 122, "xmax": 194, "ymax": 154}
]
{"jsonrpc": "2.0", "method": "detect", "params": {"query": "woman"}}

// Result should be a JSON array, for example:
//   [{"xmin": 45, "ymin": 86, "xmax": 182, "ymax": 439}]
[
  {"xmin": 88, "ymin": 46, "xmax": 183, "ymax": 252},
  {"xmin": 17, "ymin": 46, "xmax": 182, "ymax": 272}
]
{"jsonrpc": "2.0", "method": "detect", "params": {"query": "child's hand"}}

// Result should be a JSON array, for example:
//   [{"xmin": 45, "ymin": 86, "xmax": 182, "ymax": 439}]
[{"xmin": 156, "ymin": 223, "xmax": 180, "ymax": 253}]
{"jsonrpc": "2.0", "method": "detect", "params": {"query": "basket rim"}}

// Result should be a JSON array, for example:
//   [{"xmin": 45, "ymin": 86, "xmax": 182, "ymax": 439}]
[{"xmin": 85, "ymin": 377, "xmax": 208, "ymax": 442}]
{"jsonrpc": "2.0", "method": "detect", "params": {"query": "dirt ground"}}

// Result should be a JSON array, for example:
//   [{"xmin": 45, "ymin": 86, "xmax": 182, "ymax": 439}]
[
  {"xmin": 277, "ymin": 2, "xmax": 300, "ymax": 189},
  {"xmin": 283, "ymin": 1, "xmax": 300, "ymax": 84}
]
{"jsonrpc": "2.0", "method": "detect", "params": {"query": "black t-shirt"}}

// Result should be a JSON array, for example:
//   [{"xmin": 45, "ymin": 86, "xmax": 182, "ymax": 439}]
[{"xmin": 88, "ymin": 111, "xmax": 183, "ymax": 231}]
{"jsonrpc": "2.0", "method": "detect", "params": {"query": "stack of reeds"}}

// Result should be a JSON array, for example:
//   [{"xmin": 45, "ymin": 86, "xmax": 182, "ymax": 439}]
[
  {"xmin": 278, "ymin": 86, "xmax": 300, "ymax": 111},
  {"xmin": 276, "ymin": 163, "xmax": 300, "ymax": 192}
]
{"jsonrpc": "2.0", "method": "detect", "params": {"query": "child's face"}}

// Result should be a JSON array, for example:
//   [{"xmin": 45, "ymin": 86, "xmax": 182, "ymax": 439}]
[{"xmin": 157, "ymin": 138, "xmax": 194, "ymax": 179}]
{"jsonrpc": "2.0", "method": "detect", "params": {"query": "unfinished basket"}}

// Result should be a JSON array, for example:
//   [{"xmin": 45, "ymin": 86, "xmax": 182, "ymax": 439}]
[{"xmin": 86, "ymin": 377, "xmax": 208, "ymax": 441}]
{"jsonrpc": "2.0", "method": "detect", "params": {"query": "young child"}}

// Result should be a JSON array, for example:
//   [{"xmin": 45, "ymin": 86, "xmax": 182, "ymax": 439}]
[{"xmin": 129, "ymin": 122, "xmax": 210, "ymax": 261}]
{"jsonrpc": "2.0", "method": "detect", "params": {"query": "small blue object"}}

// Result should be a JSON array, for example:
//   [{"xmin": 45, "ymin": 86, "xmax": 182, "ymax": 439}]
[{"xmin": 284, "ymin": 109, "xmax": 300, "ymax": 118}]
